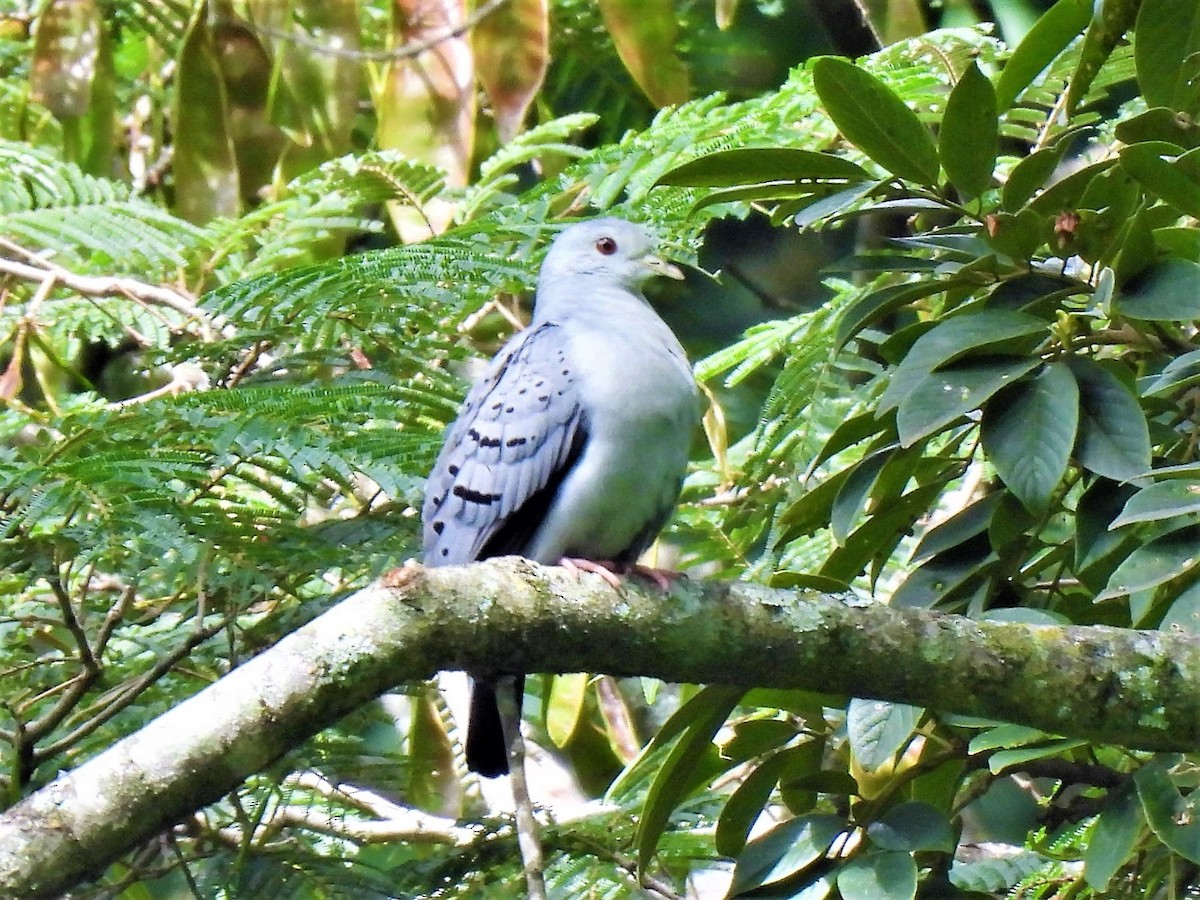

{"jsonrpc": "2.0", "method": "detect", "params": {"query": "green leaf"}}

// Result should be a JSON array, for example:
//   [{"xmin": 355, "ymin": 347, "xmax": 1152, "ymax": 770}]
[
  {"xmin": 831, "ymin": 448, "xmax": 893, "ymax": 546},
  {"xmin": 835, "ymin": 281, "xmax": 953, "ymax": 350},
  {"xmin": 879, "ymin": 309, "xmax": 1048, "ymax": 415},
  {"xmin": 1161, "ymin": 579, "xmax": 1200, "ymax": 632},
  {"xmin": 1116, "ymin": 259, "xmax": 1200, "ymax": 321},
  {"xmin": 716, "ymin": 751, "xmax": 793, "ymax": 857},
  {"xmin": 656, "ymin": 148, "xmax": 869, "ymax": 187},
  {"xmin": 1120, "ymin": 143, "xmax": 1200, "ymax": 219},
  {"xmin": 1085, "ymin": 783, "xmax": 1143, "ymax": 890},
  {"xmin": 981, "ymin": 362, "xmax": 1079, "ymax": 515},
  {"xmin": 995, "ymin": 0, "xmax": 1092, "ymax": 110},
  {"xmin": 172, "ymin": 4, "xmax": 239, "ymax": 223},
  {"xmin": 545, "ymin": 672, "xmax": 589, "ymax": 747},
  {"xmin": 988, "ymin": 739, "xmax": 1087, "ymax": 773},
  {"xmin": 847, "ymin": 699, "xmax": 922, "ymax": 772},
  {"xmin": 968, "ymin": 723, "xmax": 1051, "ymax": 754},
  {"xmin": 1070, "ymin": 359, "xmax": 1152, "ymax": 483},
  {"xmin": 868, "ymin": 802, "xmax": 955, "ymax": 853},
  {"xmin": 1140, "ymin": 348, "xmax": 1200, "ymax": 397},
  {"xmin": 811, "ymin": 56, "xmax": 940, "ymax": 185},
  {"xmin": 939, "ymin": 62, "xmax": 998, "ymax": 200},
  {"xmin": 1135, "ymin": 756, "xmax": 1200, "ymax": 865},
  {"xmin": 912, "ymin": 493, "xmax": 1004, "ymax": 563},
  {"xmin": 1003, "ymin": 141, "xmax": 1072, "ymax": 211},
  {"xmin": 597, "ymin": 0, "xmax": 689, "ymax": 106},
  {"xmin": 1135, "ymin": 0, "xmax": 1200, "ymax": 114},
  {"xmin": 1066, "ymin": 0, "xmax": 1140, "ymax": 115},
  {"xmin": 889, "ymin": 546, "xmax": 994, "ymax": 609},
  {"xmin": 1076, "ymin": 478, "xmax": 1138, "ymax": 573},
  {"xmin": 838, "ymin": 851, "xmax": 918, "ymax": 900},
  {"xmin": 1115, "ymin": 107, "xmax": 1200, "ymax": 150},
  {"xmin": 896, "ymin": 357, "xmax": 1041, "ymax": 447},
  {"xmin": 728, "ymin": 813, "xmax": 846, "ymax": 895},
  {"xmin": 632, "ymin": 685, "xmax": 743, "ymax": 872},
  {"xmin": 1099, "ymin": 529, "xmax": 1200, "ymax": 600},
  {"xmin": 1111, "ymin": 480, "xmax": 1200, "ymax": 529}
]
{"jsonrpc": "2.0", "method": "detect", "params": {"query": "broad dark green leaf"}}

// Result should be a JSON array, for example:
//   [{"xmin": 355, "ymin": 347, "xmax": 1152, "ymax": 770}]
[
  {"xmin": 1120, "ymin": 142, "xmax": 1200, "ymax": 219},
  {"xmin": 981, "ymin": 362, "xmax": 1079, "ymax": 514},
  {"xmin": 939, "ymin": 61, "xmax": 998, "ymax": 200},
  {"xmin": 811, "ymin": 56, "xmax": 939, "ymax": 185},
  {"xmin": 1116, "ymin": 259, "xmax": 1200, "ymax": 321},
  {"xmin": 1070, "ymin": 359, "xmax": 1152, "ymax": 483},
  {"xmin": 1002, "ymin": 141, "xmax": 1072, "ymax": 211},
  {"xmin": 1135, "ymin": 0, "xmax": 1200, "ymax": 114},
  {"xmin": 1099, "ymin": 529, "xmax": 1200, "ymax": 600},
  {"xmin": 1111, "ymin": 480, "xmax": 1200, "ymax": 529},
  {"xmin": 1135, "ymin": 756, "xmax": 1200, "ymax": 864},
  {"xmin": 838, "ymin": 851, "xmax": 917, "ymax": 900},
  {"xmin": 879, "ymin": 310, "xmax": 1048, "ymax": 415},
  {"xmin": 847, "ymin": 699, "xmax": 922, "ymax": 771},
  {"xmin": 1027, "ymin": 159, "xmax": 1117, "ymax": 215},
  {"xmin": 656, "ymin": 148, "xmax": 869, "ymax": 186},
  {"xmin": 832, "ymin": 448, "xmax": 894, "ymax": 546},
  {"xmin": 728, "ymin": 813, "xmax": 846, "ymax": 895},
  {"xmin": 995, "ymin": 0, "xmax": 1092, "ymax": 110},
  {"xmin": 1076, "ymin": 479, "xmax": 1138, "ymax": 573},
  {"xmin": 1160, "ymin": 579, "xmax": 1200, "ymax": 632},
  {"xmin": 834, "ymin": 281, "xmax": 952, "ymax": 350},
  {"xmin": 820, "ymin": 482, "xmax": 946, "ymax": 583},
  {"xmin": 889, "ymin": 548, "xmax": 994, "ymax": 609},
  {"xmin": 912, "ymin": 493, "xmax": 1004, "ymax": 563},
  {"xmin": 1066, "ymin": 0, "xmax": 1140, "ymax": 115},
  {"xmin": 716, "ymin": 751, "xmax": 793, "ymax": 857},
  {"xmin": 896, "ymin": 357, "xmax": 1041, "ymax": 447},
  {"xmin": 609, "ymin": 684, "xmax": 742, "ymax": 801},
  {"xmin": 1115, "ymin": 107, "xmax": 1200, "ymax": 150},
  {"xmin": 1140, "ymin": 348, "xmax": 1200, "ymax": 397},
  {"xmin": 633, "ymin": 685, "xmax": 743, "ymax": 871},
  {"xmin": 1085, "ymin": 783, "xmax": 1143, "ymax": 890},
  {"xmin": 868, "ymin": 802, "xmax": 955, "ymax": 853}
]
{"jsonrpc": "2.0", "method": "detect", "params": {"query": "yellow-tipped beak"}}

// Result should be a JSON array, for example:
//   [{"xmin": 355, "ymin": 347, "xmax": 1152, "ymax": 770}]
[{"xmin": 643, "ymin": 255, "xmax": 686, "ymax": 280}]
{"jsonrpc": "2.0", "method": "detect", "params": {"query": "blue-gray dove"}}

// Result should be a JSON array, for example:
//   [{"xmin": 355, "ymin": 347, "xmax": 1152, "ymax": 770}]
[{"xmin": 422, "ymin": 217, "xmax": 699, "ymax": 776}]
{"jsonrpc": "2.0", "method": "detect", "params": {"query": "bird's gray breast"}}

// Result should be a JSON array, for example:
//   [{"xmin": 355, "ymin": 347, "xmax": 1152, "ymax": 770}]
[{"xmin": 523, "ymin": 316, "xmax": 698, "ymax": 563}]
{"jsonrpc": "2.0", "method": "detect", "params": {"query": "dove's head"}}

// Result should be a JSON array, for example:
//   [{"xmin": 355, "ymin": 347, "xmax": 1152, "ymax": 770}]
[{"xmin": 536, "ymin": 218, "xmax": 684, "ymax": 296}]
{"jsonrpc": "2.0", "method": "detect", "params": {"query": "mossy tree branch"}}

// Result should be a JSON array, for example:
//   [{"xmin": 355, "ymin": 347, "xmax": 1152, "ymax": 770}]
[{"xmin": 1, "ymin": 557, "xmax": 1198, "ymax": 897}]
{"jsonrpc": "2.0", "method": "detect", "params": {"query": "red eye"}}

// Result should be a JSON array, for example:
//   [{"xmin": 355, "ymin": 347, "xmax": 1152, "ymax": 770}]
[{"xmin": 595, "ymin": 236, "xmax": 618, "ymax": 255}]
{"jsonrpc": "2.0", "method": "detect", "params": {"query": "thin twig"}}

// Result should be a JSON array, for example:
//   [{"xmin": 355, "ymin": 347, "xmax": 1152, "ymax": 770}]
[
  {"xmin": 0, "ymin": 242, "xmax": 214, "ymax": 334},
  {"xmin": 33, "ymin": 617, "xmax": 227, "ymax": 762},
  {"xmin": 252, "ymin": 0, "xmax": 510, "ymax": 63},
  {"xmin": 498, "ymin": 679, "xmax": 547, "ymax": 900}
]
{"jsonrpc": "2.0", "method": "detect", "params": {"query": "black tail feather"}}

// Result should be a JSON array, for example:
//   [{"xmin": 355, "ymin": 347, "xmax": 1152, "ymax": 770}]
[{"xmin": 466, "ymin": 676, "xmax": 524, "ymax": 777}]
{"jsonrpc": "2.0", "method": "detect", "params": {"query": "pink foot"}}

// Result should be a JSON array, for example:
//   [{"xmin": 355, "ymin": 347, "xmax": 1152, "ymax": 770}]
[
  {"xmin": 558, "ymin": 559, "xmax": 682, "ymax": 591},
  {"xmin": 560, "ymin": 557, "xmax": 624, "ymax": 589}
]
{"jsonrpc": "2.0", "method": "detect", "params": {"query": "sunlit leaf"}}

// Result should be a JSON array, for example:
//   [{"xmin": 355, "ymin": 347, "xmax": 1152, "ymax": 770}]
[
  {"xmin": 939, "ymin": 61, "xmax": 997, "ymax": 200},
  {"xmin": 981, "ymin": 362, "xmax": 1078, "ymax": 514},
  {"xmin": 473, "ymin": 0, "xmax": 548, "ymax": 142},
  {"xmin": 1085, "ymin": 783, "xmax": 1143, "ymax": 890},
  {"xmin": 1135, "ymin": 0, "xmax": 1200, "ymax": 114},
  {"xmin": 838, "ymin": 851, "xmax": 917, "ymax": 900},
  {"xmin": 1070, "ymin": 358, "xmax": 1152, "ymax": 483},
  {"xmin": 597, "ymin": 0, "xmax": 689, "ymax": 107},
  {"xmin": 995, "ymin": 0, "xmax": 1091, "ymax": 110},
  {"xmin": 173, "ymin": 3, "xmax": 240, "ymax": 223},
  {"xmin": 811, "ymin": 56, "xmax": 939, "ymax": 185}
]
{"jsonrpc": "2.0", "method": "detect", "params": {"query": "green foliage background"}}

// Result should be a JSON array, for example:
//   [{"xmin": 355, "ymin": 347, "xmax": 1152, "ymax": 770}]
[{"xmin": 7, "ymin": 0, "xmax": 1200, "ymax": 896}]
